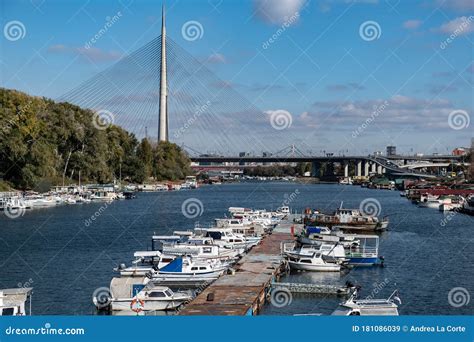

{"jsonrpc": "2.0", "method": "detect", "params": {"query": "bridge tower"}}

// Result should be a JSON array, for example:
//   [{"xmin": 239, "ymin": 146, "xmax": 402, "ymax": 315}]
[{"xmin": 158, "ymin": 4, "xmax": 168, "ymax": 142}]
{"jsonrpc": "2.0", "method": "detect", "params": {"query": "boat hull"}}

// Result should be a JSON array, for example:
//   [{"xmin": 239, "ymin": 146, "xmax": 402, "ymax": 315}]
[
  {"xmin": 288, "ymin": 260, "xmax": 340, "ymax": 272},
  {"xmin": 111, "ymin": 298, "xmax": 187, "ymax": 311}
]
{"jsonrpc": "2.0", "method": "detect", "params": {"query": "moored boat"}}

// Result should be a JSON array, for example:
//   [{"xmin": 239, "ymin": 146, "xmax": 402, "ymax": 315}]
[
  {"xmin": 287, "ymin": 253, "xmax": 342, "ymax": 272},
  {"xmin": 304, "ymin": 206, "xmax": 389, "ymax": 231},
  {"xmin": 0, "ymin": 287, "xmax": 33, "ymax": 316},
  {"xmin": 332, "ymin": 289, "xmax": 401, "ymax": 316}
]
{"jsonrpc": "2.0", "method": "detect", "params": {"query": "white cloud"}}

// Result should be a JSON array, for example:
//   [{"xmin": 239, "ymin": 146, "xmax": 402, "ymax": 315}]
[
  {"xmin": 207, "ymin": 53, "xmax": 227, "ymax": 64},
  {"xmin": 402, "ymin": 19, "xmax": 422, "ymax": 30},
  {"xmin": 437, "ymin": 16, "xmax": 474, "ymax": 35},
  {"xmin": 436, "ymin": 0, "xmax": 474, "ymax": 12},
  {"xmin": 253, "ymin": 0, "xmax": 305, "ymax": 25},
  {"xmin": 297, "ymin": 95, "xmax": 460, "ymax": 131},
  {"xmin": 48, "ymin": 44, "xmax": 122, "ymax": 62}
]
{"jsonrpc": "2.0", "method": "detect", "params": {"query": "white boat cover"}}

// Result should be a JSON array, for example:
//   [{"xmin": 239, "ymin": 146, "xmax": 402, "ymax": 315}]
[{"xmin": 110, "ymin": 277, "xmax": 146, "ymax": 299}]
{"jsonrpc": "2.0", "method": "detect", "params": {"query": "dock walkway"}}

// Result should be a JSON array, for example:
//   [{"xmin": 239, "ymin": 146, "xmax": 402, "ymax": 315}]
[{"xmin": 179, "ymin": 219, "xmax": 299, "ymax": 315}]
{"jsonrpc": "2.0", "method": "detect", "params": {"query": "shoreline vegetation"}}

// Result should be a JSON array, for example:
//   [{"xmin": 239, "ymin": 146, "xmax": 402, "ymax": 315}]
[{"xmin": 0, "ymin": 88, "xmax": 191, "ymax": 191}]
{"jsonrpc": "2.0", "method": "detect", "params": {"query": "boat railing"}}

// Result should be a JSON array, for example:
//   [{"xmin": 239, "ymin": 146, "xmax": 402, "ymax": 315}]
[{"xmin": 347, "ymin": 246, "xmax": 378, "ymax": 256}]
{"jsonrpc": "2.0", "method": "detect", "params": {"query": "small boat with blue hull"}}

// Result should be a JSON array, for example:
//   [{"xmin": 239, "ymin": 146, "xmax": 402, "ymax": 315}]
[{"xmin": 346, "ymin": 235, "xmax": 382, "ymax": 266}]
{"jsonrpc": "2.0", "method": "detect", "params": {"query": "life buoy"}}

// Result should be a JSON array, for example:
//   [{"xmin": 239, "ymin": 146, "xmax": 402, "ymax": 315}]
[{"xmin": 130, "ymin": 298, "xmax": 145, "ymax": 313}]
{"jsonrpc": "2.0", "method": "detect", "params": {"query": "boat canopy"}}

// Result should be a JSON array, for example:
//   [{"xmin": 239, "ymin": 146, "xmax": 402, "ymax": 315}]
[
  {"xmin": 152, "ymin": 235, "xmax": 181, "ymax": 241},
  {"xmin": 133, "ymin": 251, "xmax": 161, "ymax": 258}
]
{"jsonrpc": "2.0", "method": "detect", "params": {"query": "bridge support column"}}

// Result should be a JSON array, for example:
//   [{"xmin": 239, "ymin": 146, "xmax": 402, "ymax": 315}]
[
  {"xmin": 311, "ymin": 161, "xmax": 320, "ymax": 178},
  {"xmin": 364, "ymin": 162, "xmax": 369, "ymax": 177},
  {"xmin": 377, "ymin": 165, "xmax": 383, "ymax": 174},
  {"xmin": 371, "ymin": 163, "xmax": 376, "ymax": 174},
  {"xmin": 382, "ymin": 167, "xmax": 386, "ymax": 174},
  {"xmin": 356, "ymin": 161, "xmax": 362, "ymax": 177},
  {"xmin": 344, "ymin": 163, "xmax": 349, "ymax": 178}
]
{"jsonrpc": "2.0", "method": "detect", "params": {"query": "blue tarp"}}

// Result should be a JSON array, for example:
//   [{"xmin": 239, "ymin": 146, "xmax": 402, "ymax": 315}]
[
  {"xmin": 160, "ymin": 257, "xmax": 183, "ymax": 272},
  {"xmin": 305, "ymin": 226, "xmax": 322, "ymax": 234}
]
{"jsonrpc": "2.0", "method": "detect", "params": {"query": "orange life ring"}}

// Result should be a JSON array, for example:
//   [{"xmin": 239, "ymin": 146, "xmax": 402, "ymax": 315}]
[{"xmin": 130, "ymin": 298, "xmax": 145, "ymax": 313}]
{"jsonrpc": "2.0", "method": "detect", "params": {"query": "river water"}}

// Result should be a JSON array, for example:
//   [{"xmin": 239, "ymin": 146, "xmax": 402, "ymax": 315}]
[{"xmin": 0, "ymin": 182, "xmax": 472, "ymax": 315}]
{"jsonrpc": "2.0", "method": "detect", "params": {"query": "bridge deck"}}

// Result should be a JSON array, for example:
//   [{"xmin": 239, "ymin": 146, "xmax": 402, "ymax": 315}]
[{"xmin": 179, "ymin": 221, "xmax": 298, "ymax": 315}]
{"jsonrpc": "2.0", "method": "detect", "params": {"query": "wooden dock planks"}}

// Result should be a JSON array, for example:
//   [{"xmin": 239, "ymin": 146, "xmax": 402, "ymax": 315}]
[{"xmin": 179, "ymin": 230, "xmax": 295, "ymax": 316}]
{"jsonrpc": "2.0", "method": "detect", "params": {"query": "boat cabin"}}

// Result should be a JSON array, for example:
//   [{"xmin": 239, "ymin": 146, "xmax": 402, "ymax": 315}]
[{"xmin": 0, "ymin": 288, "xmax": 33, "ymax": 316}]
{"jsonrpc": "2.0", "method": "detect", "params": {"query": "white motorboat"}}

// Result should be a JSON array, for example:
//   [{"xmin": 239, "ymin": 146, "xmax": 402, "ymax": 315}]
[
  {"xmin": 332, "ymin": 289, "xmax": 401, "ymax": 316},
  {"xmin": 23, "ymin": 195, "xmax": 57, "ymax": 208},
  {"xmin": 145, "ymin": 256, "xmax": 227, "ymax": 286},
  {"xmin": 0, "ymin": 197, "xmax": 31, "ymax": 211},
  {"xmin": 94, "ymin": 277, "xmax": 191, "ymax": 312},
  {"xmin": 201, "ymin": 227, "xmax": 258, "ymax": 250},
  {"xmin": 438, "ymin": 196, "xmax": 464, "ymax": 212},
  {"xmin": 277, "ymin": 206, "xmax": 290, "ymax": 215},
  {"xmin": 116, "ymin": 251, "xmax": 175, "ymax": 277},
  {"xmin": 0, "ymin": 287, "xmax": 33, "ymax": 316},
  {"xmin": 418, "ymin": 195, "xmax": 442, "ymax": 209},
  {"xmin": 284, "ymin": 242, "xmax": 347, "ymax": 261},
  {"xmin": 163, "ymin": 239, "xmax": 239, "ymax": 263},
  {"xmin": 460, "ymin": 195, "xmax": 474, "ymax": 215},
  {"xmin": 287, "ymin": 253, "xmax": 341, "ymax": 272},
  {"xmin": 214, "ymin": 218, "xmax": 268, "ymax": 236}
]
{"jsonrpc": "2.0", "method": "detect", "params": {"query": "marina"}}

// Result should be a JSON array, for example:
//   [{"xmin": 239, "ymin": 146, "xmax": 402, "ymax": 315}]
[{"xmin": 1, "ymin": 182, "xmax": 472, "ymax": 315}]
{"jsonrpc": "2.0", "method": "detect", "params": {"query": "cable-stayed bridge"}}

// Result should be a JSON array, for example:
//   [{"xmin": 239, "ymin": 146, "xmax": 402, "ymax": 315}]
[{"xmin": 58, "ymin": 8, "xmax": 462, "ymax": 179}]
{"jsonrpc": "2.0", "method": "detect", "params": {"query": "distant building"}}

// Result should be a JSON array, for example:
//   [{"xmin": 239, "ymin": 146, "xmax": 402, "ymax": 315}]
[
  {"xmin": 386, "ymin": 146, "xmax": 396, "ymax": 156},
  {"xmin": 452, "ymin": 147, "xmax": 468, "ymax": 156},
  {"xmin": 239, "ymin": 152, "xmax": 250, "ymax": 166}
]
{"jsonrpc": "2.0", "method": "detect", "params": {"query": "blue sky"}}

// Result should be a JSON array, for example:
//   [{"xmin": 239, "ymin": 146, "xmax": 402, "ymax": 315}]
[{"xmin": 1, "ymin": 0, "xmax": 473, "ymax": 155}]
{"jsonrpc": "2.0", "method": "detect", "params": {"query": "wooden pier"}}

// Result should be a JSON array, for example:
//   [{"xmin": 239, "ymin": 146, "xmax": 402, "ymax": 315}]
[{"xmin": 179, "ymin": 220, "xmax": 299, "ymax": 315}]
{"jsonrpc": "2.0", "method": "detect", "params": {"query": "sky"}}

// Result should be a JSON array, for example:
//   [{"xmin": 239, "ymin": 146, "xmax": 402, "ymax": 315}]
[{"xmin": 0, "ymin": 0, "xmax": 473, "ymax": 155}]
